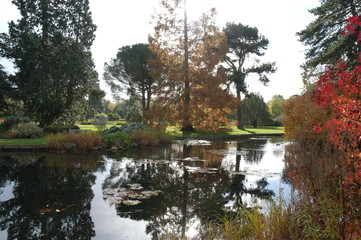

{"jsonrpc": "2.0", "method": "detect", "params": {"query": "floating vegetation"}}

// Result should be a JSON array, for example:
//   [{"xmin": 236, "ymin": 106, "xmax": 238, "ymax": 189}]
[
  {"xmin": 181, "ymin": 157, "xmax": 206, "ymax": 162},
  {"xmin": 127, "ymin": 183, "xmax": 143, "ymax": 190},
  {"xmin": 187, "ymin": 167, "xmax": 218, "ymax": 174},
  {"xmin": 122, "ymin": 200, "xmax": 142, "ymax": 206},
  {"xmin": 103, "ymin": 184, "xmax": 162, "ymax": 207}
]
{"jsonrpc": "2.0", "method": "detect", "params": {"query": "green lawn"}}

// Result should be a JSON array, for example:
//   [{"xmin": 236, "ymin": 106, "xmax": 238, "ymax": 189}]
[
  {"xmin": 78, "ymin": 123, "xmax": 118, "ymax": 131},
  {"xmin": 0, "ymin": 138, "xmax": 47, "ymax": 146},
  {"xmin": 167, "ymin": 126, "xmax": 284, "ymax": 137}
]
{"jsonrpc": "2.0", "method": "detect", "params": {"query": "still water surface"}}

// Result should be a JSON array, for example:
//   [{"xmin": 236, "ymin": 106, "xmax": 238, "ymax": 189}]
[{"xmin": 0, "ymin": 137, "xmax": 290, "ymax": 239}]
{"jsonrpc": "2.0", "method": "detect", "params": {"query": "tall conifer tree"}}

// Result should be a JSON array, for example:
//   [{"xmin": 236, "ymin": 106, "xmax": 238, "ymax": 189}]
[
  {"xmin": 297, "ymin": 0, "xmax": 361, "ymax": 79},
  {"xmin": 0, "ymin": 0, "xmax": 103, "ymax": 126},
  {"xmin": 224, "ymin": 22, "xmax": 276, "ymax": 129}
]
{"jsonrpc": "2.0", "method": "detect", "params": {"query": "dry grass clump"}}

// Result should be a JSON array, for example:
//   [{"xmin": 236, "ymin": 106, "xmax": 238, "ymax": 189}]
[{"xmin": 47, "ymin": 132, "xmax": 104, "ymax": 152}]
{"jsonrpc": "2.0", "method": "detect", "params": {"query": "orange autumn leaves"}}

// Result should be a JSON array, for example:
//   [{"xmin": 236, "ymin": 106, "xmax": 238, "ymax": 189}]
[{"xmin": 147, "ymin": 0, "xmax": 236, "ymax": 131}]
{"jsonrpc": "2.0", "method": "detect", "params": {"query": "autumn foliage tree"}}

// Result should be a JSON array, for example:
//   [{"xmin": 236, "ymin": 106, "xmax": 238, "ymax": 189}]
[
  {"xmin": 315, "ymin": 16, "xmax": 361, "ymax": 170},
  {"xmin": 283, "ymin": 92, "xmax": 329, "ymax": 141},
  {"xmin": 148, "ymin": 0, "xmax": 236, "ymax": 131},
  {"xmin": 313, "ymin": 15, "xmax": 361, "ymax": 228}
]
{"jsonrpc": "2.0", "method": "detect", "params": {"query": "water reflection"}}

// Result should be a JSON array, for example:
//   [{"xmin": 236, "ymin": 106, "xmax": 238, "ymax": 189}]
[
  {"xmin": 0, "ymin": 137, "xmax": 288, "ymax": 239},
  {"xmin": 0, "ymin": 154, "xmax": 104, "ymax": 240}
]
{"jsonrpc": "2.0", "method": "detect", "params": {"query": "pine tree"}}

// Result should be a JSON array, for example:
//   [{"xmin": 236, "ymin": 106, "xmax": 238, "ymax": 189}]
[
  {"xmin": 224, "ymin": 22, "xmax": 276, "ymax": 129},
  {"xmin": 297, "ymin": 0, "xmax": 361, "ymax": 79}
]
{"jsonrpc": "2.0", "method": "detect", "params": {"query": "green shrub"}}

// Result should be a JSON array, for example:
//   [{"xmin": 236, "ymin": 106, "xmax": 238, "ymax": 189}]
[
  {"xmin": 125, "ymin": 106, "xmax": 142, "ymax": 123},
  {"xmin": 43, "ymin": 125, "xmax": 80, "ymax": 134},
  {"xmin": 47, "ymin": 132, "xmax": 104, "ymax": 152},
  {"xmin": 104, "ymin": 132, "xmax": 131, "ymax": 149},
  {"xmin": 11, "ymin": 122, "xmax": 43, "ymax": 138},
  {"xmin": 93, "ymin": 114, "xmax": 107, "ymax": 132},
  {"xmin": 107, "ymin": 113, "xmax": 120, "ymax": 121},
  {"xmin": 2, "ymin": 116, "xmax": 31, "ymax": 130},
  {"xmin": 106, "ymin": 123, "xmax": 151, "ymax": 135}
]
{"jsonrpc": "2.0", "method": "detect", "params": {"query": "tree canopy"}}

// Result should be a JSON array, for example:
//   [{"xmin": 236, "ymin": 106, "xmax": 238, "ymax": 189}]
[
  {"xmin": 224, "ymin": 22, "xmax": 276, "ymax": 129},
  {"xmin": 148, "ymin": 0, "xmax": 236, "ymax": 131},
  {"xmin": 104, "ymin": 43, "xmax": 157, "ymax": 116},
  {"xmin": 267, "ymin": 95, "xmax": 285, "ymax": 119},
  {"xmin": 0, "ymin": 0, "xmax": 103, "ymax": 126},
  {"xmin": 0, "ymin": 64, "xmax": 10, "ymax": 114},
  {"xmin": 241, "ymin": 93, "xmax": 271, "ymax": 128},
  {"xmin": 297, "ymin": 0, "xmax": 361, "ymax": 79}
]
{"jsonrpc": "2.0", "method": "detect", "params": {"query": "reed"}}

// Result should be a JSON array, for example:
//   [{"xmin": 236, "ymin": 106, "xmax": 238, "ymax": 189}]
[
  {"xmin": 131, "ymin": 129, "xmax": 173, "ymax": 146},
  {"xmin": 47, "ymin": 132, "xmax": 104, "ymax": 152}
]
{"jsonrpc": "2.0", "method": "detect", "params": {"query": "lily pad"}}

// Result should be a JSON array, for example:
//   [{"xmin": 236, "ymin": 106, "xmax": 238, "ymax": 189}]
[
  {"xmin": 108, "ymin": 196, "xmax": 125, "ymax": 205},
  {"xmin": 122, "ymin": 200, "xmax": 142, "ymax": 206},
  {"xmin": 127, "ymin": 183, "xmax": 143, "ymax": 190},
  {"xmin": 128, "ymin": 190, "xmax": 162, "ymax": 200}
]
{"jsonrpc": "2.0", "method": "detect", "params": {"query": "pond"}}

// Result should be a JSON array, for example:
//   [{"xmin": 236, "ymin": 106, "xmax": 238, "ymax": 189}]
[{"xmin": 0, "ymin": 137, "xmax": 290, "ymax": 239}]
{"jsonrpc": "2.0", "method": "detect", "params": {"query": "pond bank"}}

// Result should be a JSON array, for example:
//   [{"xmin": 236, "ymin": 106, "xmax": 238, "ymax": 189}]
[
  {"xmin": 175, "ymin": 133, "xmax": 283, "ymax": 141},
  {"xmin": 0, "ymin": 133, "xmax": 284, "ymax": 152},
  {"xmin": 0, "ymin": 145, "xmax": 49, "ymax": 152}
]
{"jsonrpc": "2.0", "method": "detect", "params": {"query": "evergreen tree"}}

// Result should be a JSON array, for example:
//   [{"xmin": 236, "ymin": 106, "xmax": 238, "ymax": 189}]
[
  {"xmin": 0, "ymin": 0, "xmax": 103, "ymax": 126},
  {"xmin": 297, "ymin": 0, "xmax": 361, "ymax": 79},
  {"xmin": 224, "ymin": 22, "xmax": 276, "ymax": 129},
  {"xmin": 104, "ymin": 44, "xmax": 157, "ymax": 115},
  {"xmin": 0, "ymin": 64, "xmax": 11, "ymax": 115},
  {"xmin": 241, "ymin": 93, "xmax": 271, "ymax": 128}
]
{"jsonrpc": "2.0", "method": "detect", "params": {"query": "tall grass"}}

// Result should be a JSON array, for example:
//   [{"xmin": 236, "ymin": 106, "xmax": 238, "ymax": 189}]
[
  {"xmin": 204, "ymin": 138, "xmax": 361, "ymax": 240},
  {"xmin": 130, "ymin": 129, "xmax": 173, "ymax": 146},
  {"xmin": 206, "ymin": 196, "xmax": 297, "ymax": 240},
  {"xmin": 47, "ymin": 132, "xmax": 104, "ymax": 152}
]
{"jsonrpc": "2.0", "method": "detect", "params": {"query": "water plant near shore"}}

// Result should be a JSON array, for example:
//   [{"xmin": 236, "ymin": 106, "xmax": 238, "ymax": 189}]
[{"xmin": 47, "ymin": 132, "xmax": 104, "ymax": 152}]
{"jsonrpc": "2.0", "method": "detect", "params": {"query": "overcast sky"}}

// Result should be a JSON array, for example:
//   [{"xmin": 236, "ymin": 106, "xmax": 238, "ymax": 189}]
[{"xmin": 0, "ymin": 0, "xmax": 319, "ymax": 102}]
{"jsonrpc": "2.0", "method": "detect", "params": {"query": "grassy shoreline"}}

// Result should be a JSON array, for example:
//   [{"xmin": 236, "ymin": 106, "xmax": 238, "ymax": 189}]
[{"xmin": 0, "ymin": 126, "xmax": 284, "ymax": 146}]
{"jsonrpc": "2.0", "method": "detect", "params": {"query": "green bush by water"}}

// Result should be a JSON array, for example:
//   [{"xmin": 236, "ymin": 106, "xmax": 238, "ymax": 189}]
[
  {"xmin": 43, "ymin": 125, "xmax": 80, "ymax": 134},
  {"xmin": 11, "ymin": 122, "xmax": 43, "ymax": 138},
  {"xmin": 104, "ymin": 132, "xmax": 131, "ymax": 149}
]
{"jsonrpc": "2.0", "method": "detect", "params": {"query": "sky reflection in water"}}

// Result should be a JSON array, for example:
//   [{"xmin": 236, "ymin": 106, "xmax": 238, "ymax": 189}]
[{"xmin": 0, "ymin": 137, "xmax": 290, "ymax": 239}]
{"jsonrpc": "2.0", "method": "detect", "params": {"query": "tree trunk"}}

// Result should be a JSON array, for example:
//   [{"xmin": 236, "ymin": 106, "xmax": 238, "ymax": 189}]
[
  {"xmin": 181, "ymin": 0, "xmax": 195, "ymax": 132},
  {"xmin": 146, "ymin": 85, "xmax": 151, "ymax": 111},
  {"xmin": 236, "ymin": 89, "xmax": 244, "ymax": 129}
]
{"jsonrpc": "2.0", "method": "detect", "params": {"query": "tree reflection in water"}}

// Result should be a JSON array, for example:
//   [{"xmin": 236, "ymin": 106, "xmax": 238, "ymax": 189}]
[
  {"xmin": 0, "ymin": 154, "xmax": 104, "ymax": 240},
  {"xmin": 102, "ymin": 138, "xmax": 279, "ymax": 239},
  {"xmin": 0, "ymin": 137, "xmax": 286, "ymax": 239}
]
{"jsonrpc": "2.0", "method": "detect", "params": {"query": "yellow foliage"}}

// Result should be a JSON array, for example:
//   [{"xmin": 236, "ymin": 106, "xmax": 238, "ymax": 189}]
[{"xmin": 283, "ymin": 92, "xmax": 329, "ymax": 141}]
